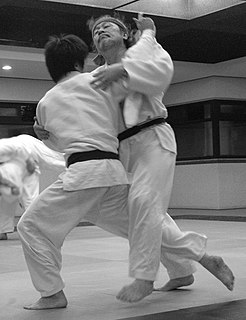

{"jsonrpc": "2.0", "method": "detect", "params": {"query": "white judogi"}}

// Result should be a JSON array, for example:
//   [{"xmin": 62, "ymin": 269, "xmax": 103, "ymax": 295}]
[
  {"xmin": 0, "ymin": 198, "xmax": 19, "ymax": 234},
  {"xmin": 0, "ymin": 135, "xmax": 65, "ymax": 234},
  {"xmin": 122, "ymin": 29, "xmax": 207, "ymax": 280},
  {"xmin": 17, "ymin": 72, "xmax": 130, "ymax": 297},
  {"xmin": 93, "ymin": 29, "xmax": 207, "ymax": 281}
]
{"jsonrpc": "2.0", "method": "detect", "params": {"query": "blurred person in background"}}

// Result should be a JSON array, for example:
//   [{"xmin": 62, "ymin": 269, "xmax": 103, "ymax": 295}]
[{"xmin": 0, "ymin": 134, "xmax": 65, "ymax": 240}]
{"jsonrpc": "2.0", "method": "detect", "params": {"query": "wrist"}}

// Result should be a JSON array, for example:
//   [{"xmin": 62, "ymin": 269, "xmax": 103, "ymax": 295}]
[{"xmin": 142, "ymin": 29, "xmax": 156, "ymax": 37}]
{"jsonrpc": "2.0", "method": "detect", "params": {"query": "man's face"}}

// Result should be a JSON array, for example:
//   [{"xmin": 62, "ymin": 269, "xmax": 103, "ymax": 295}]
[{"xmin": 93, "ymin": 21, "xmax": 124, "ymax": 53}]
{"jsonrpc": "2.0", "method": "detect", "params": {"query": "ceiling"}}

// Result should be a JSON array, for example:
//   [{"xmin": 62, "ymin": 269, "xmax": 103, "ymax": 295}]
[
  {"xmin": 0, "ymin": 0, "xmax": 246, "ymax": 66},
  {"xmin": 40, "ymin": 0, "xmax": 245, "ymax": 19}
]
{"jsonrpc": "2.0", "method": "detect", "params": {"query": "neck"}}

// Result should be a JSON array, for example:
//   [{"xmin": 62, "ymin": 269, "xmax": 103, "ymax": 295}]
[
  {"xmin": 101, "ymin": 46, "xmax": 127, "ymax": 65},
  {"xmin": 58, "ymin": 71, "xmax": 80, "ymax": 83}
]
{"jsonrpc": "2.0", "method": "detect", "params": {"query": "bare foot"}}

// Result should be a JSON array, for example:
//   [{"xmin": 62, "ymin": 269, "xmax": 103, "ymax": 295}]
[
  {"xmin": 0, "ymin": 233, "xmax": 7, "ymax": 240},
  {"xmin": 154, "ymin": 274, "xmax": 194, "ymax": 291},
  {"xmin": 199, "ymin": 254, "xmax": 235, "ymax": 291},
  {"xmin": 24, "ymin": 290, "xmax": 68, "ymax": 310},
  {"xmin": 116, "ymin": 279, "xmax": 153, "ymax": 303}
]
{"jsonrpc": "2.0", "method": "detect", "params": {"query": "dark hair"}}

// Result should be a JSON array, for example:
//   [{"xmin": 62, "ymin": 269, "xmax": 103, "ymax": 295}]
[
  {"xmin": 87, "ymin": 14, "xmax": 137, "ymax": 51},
  {"xmin": 45, "ymin": 34, "xmax": 89, "ymax": 83}
]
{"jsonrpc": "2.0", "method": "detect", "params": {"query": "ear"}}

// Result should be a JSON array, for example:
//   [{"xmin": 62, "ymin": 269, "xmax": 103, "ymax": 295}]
[
  {"xmin": 74, "ymin": 63, "xmax": 80, "ymax": 71},
  {"xmin": 123, "ymin": 33, "xmax": 128, "ymax": 40},
  {"xmin": 74, "ymin": 63, "xmax": 84, "ymax": 72}
]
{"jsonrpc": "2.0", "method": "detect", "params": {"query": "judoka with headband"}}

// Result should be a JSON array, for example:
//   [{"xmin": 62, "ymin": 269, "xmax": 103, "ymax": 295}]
[{"xmin": 89, "ymin": 13, "xmax": 235, "ymax": 302}]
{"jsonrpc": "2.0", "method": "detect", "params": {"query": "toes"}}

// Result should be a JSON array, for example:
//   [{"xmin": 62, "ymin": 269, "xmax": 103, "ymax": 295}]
[
  {"xmin": 154, "ymin": 275, "xmax": 194, "ymax": 292},
  {"xmin": 117, "ymin": 286, "xmax": 150, "ymax": 302},
  {"xmin": 213, "ymin": 257, "xmax": 235, "ymax": 291},
  {"xmin": 116, "ymin": 287, "xmax": 129, "ymax": 302},
  {"xmin": 116, "ymin": 290, "xmax": 135, "ymax": 303}
]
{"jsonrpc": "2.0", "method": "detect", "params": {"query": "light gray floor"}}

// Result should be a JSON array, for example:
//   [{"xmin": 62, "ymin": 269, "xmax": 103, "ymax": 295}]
[{"xmin": 1, "ymin": 219, "xmax": 246, "ymax": 320}]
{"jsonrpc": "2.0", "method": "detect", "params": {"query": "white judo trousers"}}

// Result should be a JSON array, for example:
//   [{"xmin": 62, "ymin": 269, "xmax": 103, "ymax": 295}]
[
  {"xmin": 114, "ymin": 28, "xmax": 207, "ymax": 280},
  {"xmin": 0, "ymin": 198, "xmax": 18, "ymax": 233},
  {"xmin": 18, "ymin": 172, "xmax": 206, "ymax": 297},
  {"xmin": 0, "ymin": 172, "xmax": 39, "ymax": 233},
  {"xmin": 18, "ymin": 179, "xmax": 129, "ymax": 297},
  {"xmin": 96, "ymin": 129, "xmax": 207, "ymax": 281},
  {"xmin": 17, "ymin": 131, "xmax": 207, "ymax": 294}
]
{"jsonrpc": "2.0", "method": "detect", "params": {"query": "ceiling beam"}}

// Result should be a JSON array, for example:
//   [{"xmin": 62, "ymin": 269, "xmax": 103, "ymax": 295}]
[{"xmin": 112, "ymin": 0, "xmax": 140, "ymax": 11}]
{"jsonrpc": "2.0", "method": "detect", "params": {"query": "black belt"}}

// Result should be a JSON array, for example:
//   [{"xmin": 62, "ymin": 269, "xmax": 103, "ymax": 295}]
[
  {"xmin": 118, "ymin": 117, "xmax": 166, "ymax": 142},
  {"xmin": 67, "ymin": 150, "xmax": 119, "ymax": 167}
]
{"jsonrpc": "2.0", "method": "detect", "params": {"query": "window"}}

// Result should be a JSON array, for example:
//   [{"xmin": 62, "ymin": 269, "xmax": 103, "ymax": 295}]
[
  {"xmin": 167, "ymin": 100, "xmax": 246, "ymax": 160},
  {"xmin": 0, "ymin": 102, "xmax": 37, "ymax": 138},
  {"xmin": 219, "ymin": 102, "xmax": 246, "ymax": 157}
]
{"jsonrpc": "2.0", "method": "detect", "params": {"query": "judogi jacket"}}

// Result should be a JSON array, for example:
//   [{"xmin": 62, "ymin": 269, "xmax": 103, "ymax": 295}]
[
  {"xmin": 95, "ymin": 29, "xmax": 177, "ymax": 155},
  {"xmin": 36, "ymin": 72, "xmax": 129, "ymax": 191}
]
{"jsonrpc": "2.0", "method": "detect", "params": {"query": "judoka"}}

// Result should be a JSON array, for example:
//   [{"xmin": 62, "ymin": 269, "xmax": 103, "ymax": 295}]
[
  {"xmin": 89, "ymin": 14, "xmax": 234, "ymax": 302},
  {"xmin": 0, "ymin": 134, "xmax": 65, "ymax": 240}
]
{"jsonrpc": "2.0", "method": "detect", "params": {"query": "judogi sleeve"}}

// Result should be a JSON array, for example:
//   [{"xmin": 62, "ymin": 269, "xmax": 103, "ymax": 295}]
[
  {"xmin": 121, "ymin": 29, "xmax": 174, "ymax": 95},
  {"xmin": 36, "ymin": 99, "xmax": 62, "ymax": 153},
  {"xmin": 32, "ymin": 139, "xmax": 65, "ymax": 171},
  {"xmin": 0, "ymin": 139, "xmax": 30, "ymax": 163}
]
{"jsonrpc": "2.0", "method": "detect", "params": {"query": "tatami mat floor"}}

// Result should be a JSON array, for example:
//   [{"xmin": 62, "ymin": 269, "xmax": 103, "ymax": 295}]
[{"xmin": 1, "ymin": 217, "xmax": 246, "ymax": 320}]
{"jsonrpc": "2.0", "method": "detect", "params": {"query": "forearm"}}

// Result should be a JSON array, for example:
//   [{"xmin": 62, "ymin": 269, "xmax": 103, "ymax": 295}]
[{"xmin": 122, "ymin": 29, "xmax": 173, "ymax": 95}]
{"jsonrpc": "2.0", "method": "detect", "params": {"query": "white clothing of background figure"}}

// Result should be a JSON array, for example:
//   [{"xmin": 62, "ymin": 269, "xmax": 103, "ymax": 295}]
[{"xmin": 0, "ymin": 134, "xmax": 65, "ymax": 239}]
